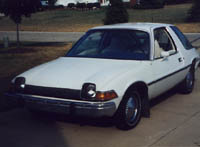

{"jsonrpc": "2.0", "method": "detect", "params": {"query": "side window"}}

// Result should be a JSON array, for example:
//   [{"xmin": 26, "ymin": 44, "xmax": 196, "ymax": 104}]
[
  {"xmin": 171, "ymin": 26, "xmax": 193, "ymax": 50},
  {"xmin": 154, "ymin": 28, "xmax": 176, "ymax": 58}
]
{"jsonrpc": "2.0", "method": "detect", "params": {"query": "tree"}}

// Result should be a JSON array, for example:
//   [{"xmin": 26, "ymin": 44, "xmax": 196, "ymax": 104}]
[
  {"xmin": 103, "ymin": 0, "xmax": 129, "ymax": 25},
  {"xmin": 187, "ymin": 0, "xmax": 200, "ymax": 22},
  {"xmin": 0, "ymin": 0, "xmax": 41, "ymax": 46}
]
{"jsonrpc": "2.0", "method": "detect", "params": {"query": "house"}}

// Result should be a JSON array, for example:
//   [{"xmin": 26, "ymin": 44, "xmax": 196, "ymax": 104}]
[
  {"xmin": 55, "ymin": 0, "xmax": 100, "ymax": 6},
  {"xmin": 55, "ymin": 0, "xmax": 137, "ymax": 7}
]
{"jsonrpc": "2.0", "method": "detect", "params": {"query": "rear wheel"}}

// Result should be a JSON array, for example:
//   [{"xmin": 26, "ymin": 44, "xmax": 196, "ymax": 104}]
[
  {"xmin": 180, "ymin": 68, "xmax": 195, "ymax": 94},
  {"xmin": 115, "ymin": 90, "xmax": 142, "ymax": 130}
]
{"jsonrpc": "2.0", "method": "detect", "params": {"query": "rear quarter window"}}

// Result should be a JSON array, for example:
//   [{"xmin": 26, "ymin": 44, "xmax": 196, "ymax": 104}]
[{"xmin": 170, "ymin": 26, "xmax": 193, "ymax": 50}]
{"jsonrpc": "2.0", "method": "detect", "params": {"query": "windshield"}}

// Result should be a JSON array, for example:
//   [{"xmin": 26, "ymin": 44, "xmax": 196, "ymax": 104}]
[{"xmin": 66, "ymin": 29, "xmax": 150, "ymax": 60}]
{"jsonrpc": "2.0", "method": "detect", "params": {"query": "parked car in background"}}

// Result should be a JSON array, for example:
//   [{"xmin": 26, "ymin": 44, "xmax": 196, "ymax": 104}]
[
  {"xmin": 41, "ymin": 0, "xmax": 48, "ymax": 6},
  {"xmin": 6, "ymin": 23, "xmax": 200, "ymax": 130}
]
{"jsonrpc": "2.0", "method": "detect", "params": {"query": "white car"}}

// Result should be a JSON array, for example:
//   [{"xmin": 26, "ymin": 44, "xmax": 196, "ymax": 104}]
[{"xmin": 7, "ymin": 23, "xmax": 200, "ymax": 130}]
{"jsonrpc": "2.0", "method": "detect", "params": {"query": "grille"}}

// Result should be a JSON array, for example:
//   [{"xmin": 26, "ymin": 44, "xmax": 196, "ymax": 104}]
[{"xmin": 17, "ymin": 85, "xmax": 82, "ymax": 100}]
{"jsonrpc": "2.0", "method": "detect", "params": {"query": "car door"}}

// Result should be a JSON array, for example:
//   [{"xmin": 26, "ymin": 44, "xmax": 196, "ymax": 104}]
[{"xmin": 149, "ymin": 27, "xmax": 185, "ymax": 98}]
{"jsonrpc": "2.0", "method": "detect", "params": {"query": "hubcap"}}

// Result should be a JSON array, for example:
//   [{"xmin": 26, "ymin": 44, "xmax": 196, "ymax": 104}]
[{"xmin": 125, "ymin": 95, "xmax": 139, "ymax": 124}]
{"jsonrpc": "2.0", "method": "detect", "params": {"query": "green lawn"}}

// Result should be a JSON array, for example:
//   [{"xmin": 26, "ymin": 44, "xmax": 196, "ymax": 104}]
[
  {"xmin": 0, "ymin": 4, "xmax": 200, "ymax": 32},
  {"xmin": 0, "ymin": 42, "xmax": 72, "ymax": 111}
]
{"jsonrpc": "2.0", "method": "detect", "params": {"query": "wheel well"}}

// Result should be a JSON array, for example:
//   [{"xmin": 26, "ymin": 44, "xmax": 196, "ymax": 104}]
[
  {"xmin": 124, "ymin": 82, "xmax": 150, "ymax": 118},
  {"xmin": 124, "ymin": 82, "xmax": 148, "ymax": 98},
  {"xmin": 191, "ymin": 59, "xmax": 196, "ymax": 70}
]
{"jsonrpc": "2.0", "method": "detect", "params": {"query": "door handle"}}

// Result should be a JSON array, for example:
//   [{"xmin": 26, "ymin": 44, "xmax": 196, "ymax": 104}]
[{"xmin": 178, "ymin": 57, "xmax": 184, "ymax": 62}]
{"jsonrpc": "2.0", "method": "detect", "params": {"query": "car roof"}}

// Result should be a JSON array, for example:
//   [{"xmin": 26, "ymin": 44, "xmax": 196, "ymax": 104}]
[{"xmin": 90, "ymin": 23, "xmax": 174, "ymax": 32}]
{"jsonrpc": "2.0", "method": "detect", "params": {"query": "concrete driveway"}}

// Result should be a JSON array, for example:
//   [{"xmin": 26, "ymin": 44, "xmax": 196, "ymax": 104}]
[{"xmin": 0, "ymin": 68, "xmax": 200, "ymax": 147}]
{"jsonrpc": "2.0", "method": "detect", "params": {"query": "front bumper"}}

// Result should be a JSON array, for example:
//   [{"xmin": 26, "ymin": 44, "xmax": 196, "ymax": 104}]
[{"xmin": 5, "ymin": 93, "xmax": 116, "ymax": 117}]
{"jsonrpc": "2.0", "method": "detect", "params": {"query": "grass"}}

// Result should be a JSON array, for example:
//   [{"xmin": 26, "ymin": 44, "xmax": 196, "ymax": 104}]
[
  {"xmin": 0, "ymin": 42, "xmax": 72, "ymax": 112},
  {"xmin": 0, "ymin": 4, "xmax": 200, "ymax": 33}
]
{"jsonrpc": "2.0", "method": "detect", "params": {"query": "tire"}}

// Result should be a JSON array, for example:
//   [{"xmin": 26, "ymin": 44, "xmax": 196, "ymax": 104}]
[
  {"xmin": 180, "ymin": 68, "xmax": 195, "ymax": 94},
  {"xmin": 115, "ymin": 89, "xmax": 142, "ymax": 130}
]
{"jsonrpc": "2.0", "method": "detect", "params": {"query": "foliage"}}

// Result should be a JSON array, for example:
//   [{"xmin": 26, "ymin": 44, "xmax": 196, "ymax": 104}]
[
  {"xmin": 0, "ymin": 0, "xmax": 41, "ymax": 24},
  {"xmin": 187, "ymin": 0, "xmax": 200, "ymax": 22},
  {"xmin": 104, "ymin": 0, "xmax": 129, "ymax": 25},
  {"xmin": 0, "ymin": 0, "xmax": 41, "ymax": 46}
]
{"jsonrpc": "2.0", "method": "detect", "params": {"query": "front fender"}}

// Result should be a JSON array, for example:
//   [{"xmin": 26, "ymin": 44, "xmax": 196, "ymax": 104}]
[{"xmin": 101, "ymin": 70, "xmax": 152, "ymax": 108}]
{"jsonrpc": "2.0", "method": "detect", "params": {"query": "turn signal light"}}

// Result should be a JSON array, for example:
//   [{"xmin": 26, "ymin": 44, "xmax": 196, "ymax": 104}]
[{"xmin": 96, "ymin": 90, "xmax": 118, "ymax": 101}]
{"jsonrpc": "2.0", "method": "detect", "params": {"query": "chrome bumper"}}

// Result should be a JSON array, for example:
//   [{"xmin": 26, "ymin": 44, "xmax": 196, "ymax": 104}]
[{"xmin": 5, "ymin": 93, "xmax": 116, "ymax": 117}]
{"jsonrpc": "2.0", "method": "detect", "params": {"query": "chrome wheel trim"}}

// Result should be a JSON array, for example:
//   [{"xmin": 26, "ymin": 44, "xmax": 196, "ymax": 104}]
[{"xmin": 125, "ymin": 94, "xmax": 139, "ymax": 125}]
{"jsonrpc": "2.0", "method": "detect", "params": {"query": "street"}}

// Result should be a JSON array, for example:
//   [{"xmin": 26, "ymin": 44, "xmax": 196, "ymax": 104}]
[
  {"xmin": 0, "ymin": 31, "xmax": 84, "ymax": 43},
  {"xmin": 0, "ymin": 31, "xmax": 200, "ymax": 48}
]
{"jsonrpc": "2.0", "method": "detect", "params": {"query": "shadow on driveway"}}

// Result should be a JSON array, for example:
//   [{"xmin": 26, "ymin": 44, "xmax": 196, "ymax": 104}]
[{"xmin": 0, "ymin": 109, "xmax": 69, "ymax": 147}]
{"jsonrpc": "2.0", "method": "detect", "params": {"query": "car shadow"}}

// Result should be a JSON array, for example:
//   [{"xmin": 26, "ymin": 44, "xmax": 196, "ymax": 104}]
[
  {"xmin": 32, "ymin": 87, "xmax": 179, "ymax": 129},
  {"xmin": 0, "ymin": 109, "xmax": 69, "ymax": 147},
  {"xmin": 33, "ymin": 111, "xmax": 115, "ymax": 128}
]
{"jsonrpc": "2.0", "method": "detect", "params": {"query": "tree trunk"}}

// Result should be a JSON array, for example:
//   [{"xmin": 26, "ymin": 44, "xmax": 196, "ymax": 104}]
[{"xmin": 16, "ymin": 23, "xmax": 20, "ymax": 47}]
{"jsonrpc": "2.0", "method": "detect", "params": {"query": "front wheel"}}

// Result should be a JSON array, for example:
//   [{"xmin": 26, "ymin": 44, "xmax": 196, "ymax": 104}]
[{"xmin": 115, "ymin": 90, "xmax": 142, "ymax": 130}]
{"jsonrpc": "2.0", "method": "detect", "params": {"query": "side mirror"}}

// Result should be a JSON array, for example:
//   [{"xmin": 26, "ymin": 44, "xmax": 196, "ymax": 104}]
[
  {"xmin": 161, "ymin": 51, "xmax": 170, "ymax": 58},
  {"xmin": 168, "ymin": 50, "xmax": 176, "ymax": 55}
]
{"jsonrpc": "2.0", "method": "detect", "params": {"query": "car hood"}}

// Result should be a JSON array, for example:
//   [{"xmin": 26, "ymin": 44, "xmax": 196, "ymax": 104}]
[{"xmin": 16, "ymin": 57, "xmax": 147, "ymax": 90}]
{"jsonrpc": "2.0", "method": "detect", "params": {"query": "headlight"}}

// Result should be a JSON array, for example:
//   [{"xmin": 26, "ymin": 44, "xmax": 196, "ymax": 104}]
[
  {"xmin": 14, "ymin": 77, "xmax": 26, "ymax": 92},
  {"xmin": 81, "ymin": 83, "xmax": 118, "ymax": 101},
  {"xmin": 81, "ymin": 83, "xmax": 96, "ymax": 100}
]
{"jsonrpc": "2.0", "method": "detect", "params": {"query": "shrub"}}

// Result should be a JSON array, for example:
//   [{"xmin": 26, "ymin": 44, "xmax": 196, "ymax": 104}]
[
  {"xmin": 103, "ymin": 0, "xmax": 129, "ymax": 25},
  {"xmin": 68, "ymin": 3, "xmax": 76, "ymax": 8},
  {"xmin": 86, "ymin": 3, "xmax": 101, "ymax": 10},
  {"xmin": 123, "ymin": 2, "xmax": 131, "ymax": 9},
  {"xmin": 93, "ymin": 2, "xmax": 101, "ymax": 9},
  {"xmin": 76, "ymin": 3, "xmax": 87, "ymax": 10}
]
